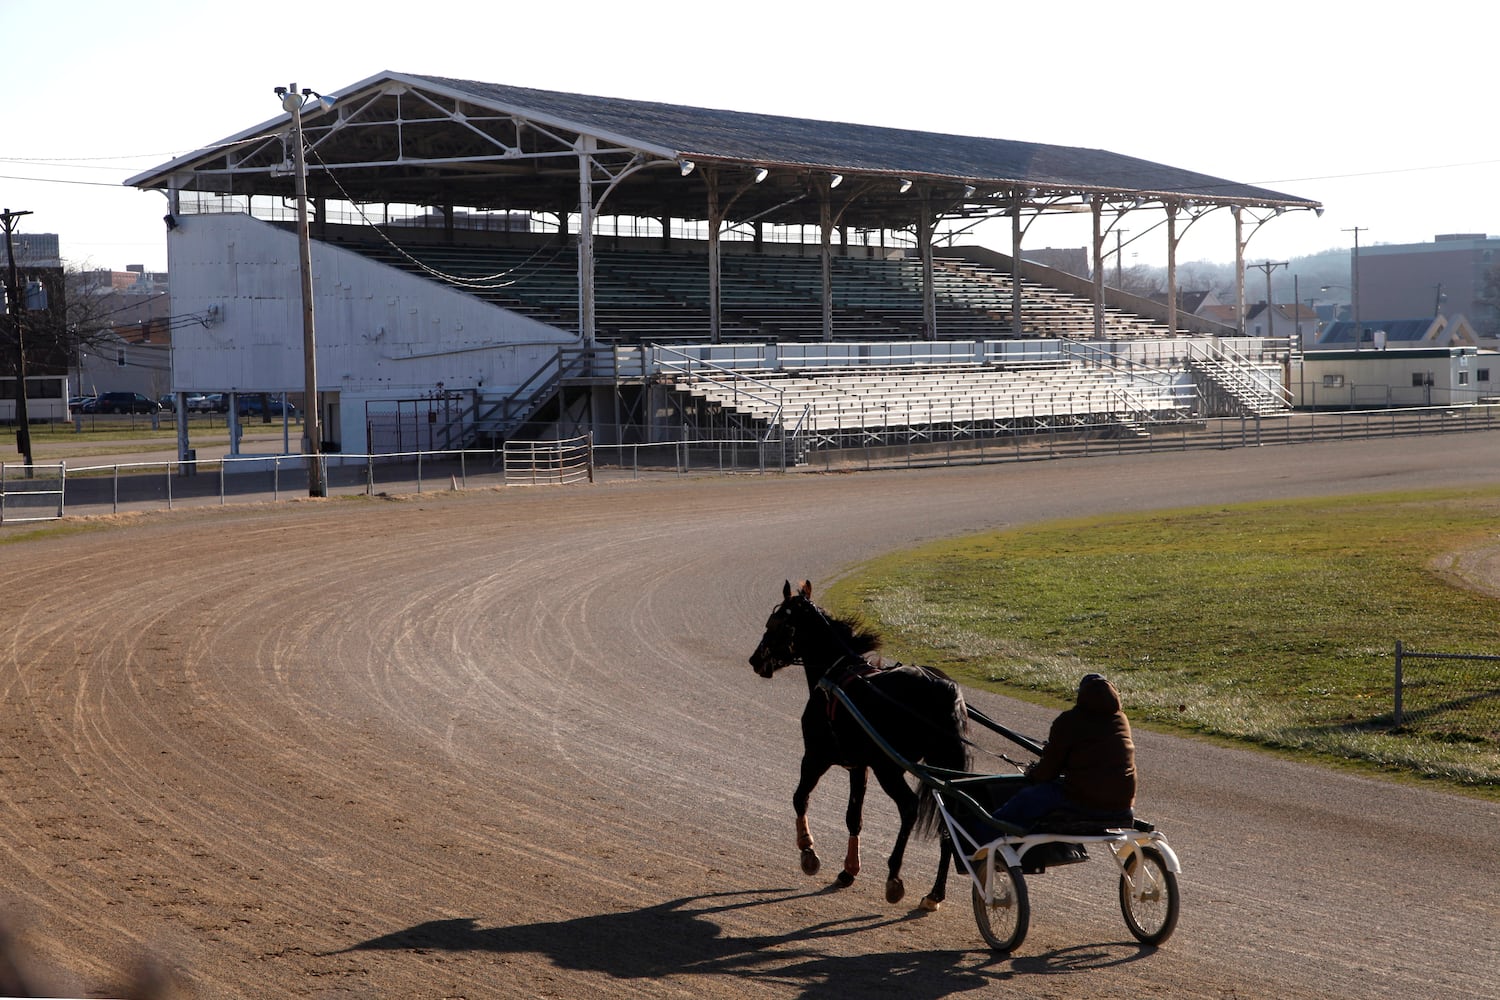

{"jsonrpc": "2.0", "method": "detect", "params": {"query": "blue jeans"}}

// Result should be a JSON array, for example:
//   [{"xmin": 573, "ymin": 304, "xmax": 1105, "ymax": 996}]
[
  {"xmin": 991, "ymin": 778, "xmax": 1132, "ymax": 830},
  {"xmin": 991, "ymin": 779, "xmax": 1071, "ymax": 828}
]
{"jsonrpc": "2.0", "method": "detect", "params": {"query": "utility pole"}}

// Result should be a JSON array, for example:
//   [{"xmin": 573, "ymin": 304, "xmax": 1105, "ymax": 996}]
[
  {"xmin": 1114, "ymin": 229, "xmax": 1129, "ymax": 288},
  {"xmin": 1247, "ymin": 260, "xmax": 1288, "ymax": 339},
  {"xmin": 1343, "ymin": 226, "xmax": 1366, "ymax": 349},
  {"xmin": 276, "ymin": 82, "xmax": 331, "ymax": 497},
  {"xmin": 2, "ymin": 208, "xmax": 35, "ymax": 473}
]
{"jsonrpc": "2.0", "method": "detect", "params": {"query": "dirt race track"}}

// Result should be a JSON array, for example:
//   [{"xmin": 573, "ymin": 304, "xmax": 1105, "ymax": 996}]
[{"xmin": 3, "ymin": 437, "xmax": 1499, "ymax": 998}]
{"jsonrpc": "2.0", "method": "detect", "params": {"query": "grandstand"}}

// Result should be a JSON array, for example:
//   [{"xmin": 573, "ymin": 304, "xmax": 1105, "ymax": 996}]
[{"xmin": 126, "ymin": 71, "xmax": 1317, "ymax": 464}]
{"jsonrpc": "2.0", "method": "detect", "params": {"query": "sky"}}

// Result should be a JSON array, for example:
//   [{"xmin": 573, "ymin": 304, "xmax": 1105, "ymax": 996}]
[{"xmin": 3, "ymin": 0, "xmax": 1497, "ymax": 281}]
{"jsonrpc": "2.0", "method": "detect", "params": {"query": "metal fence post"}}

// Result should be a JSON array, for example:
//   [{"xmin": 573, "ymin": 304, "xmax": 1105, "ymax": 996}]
[{"xmin": 1393, "ymin": 640, "xmax": 1404, "ymax": 728}]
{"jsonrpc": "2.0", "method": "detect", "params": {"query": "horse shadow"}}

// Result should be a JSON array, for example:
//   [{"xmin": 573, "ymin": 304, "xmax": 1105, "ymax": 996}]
[{"xmin": 327, "ymin": 887, "xmax": 1156, "ymax": 997}]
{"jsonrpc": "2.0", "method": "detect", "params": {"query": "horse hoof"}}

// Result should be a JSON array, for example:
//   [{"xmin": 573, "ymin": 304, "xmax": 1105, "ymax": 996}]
[
  {"xmin": 885, "ymin": 877, "xmax": 906, "ymax": 904},
  {"xmin": 835, "ymin": 870, "xmax": 855, "ymax": 888},
  {"xmin": 801, "ymin": 849, "xmax": 821, "ymax": 876},
  {"xmin": 919, "ymin": 895, "xmax": 942, "ymax": 912}
]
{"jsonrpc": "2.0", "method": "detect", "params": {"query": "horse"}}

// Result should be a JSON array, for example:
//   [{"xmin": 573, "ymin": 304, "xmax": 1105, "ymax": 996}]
[{"xmin": 748, "ymin": 579, "xmax": 970, "ymax": 908}]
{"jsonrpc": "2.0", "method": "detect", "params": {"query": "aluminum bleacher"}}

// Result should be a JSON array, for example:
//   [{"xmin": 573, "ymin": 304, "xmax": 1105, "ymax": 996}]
[{"xmin": 666, "ymin": 357, "xmax": 1193, "ymax": 447}]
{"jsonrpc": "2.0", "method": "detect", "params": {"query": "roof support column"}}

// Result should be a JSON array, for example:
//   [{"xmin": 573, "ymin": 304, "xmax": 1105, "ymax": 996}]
[
  {"xmin": 1011, "ymin": 202, "xmax": 1024, "ymax": 336},
  {"xmin": 917, "ymin": 191, "xmax": 936, "ymax": 341},
  {"xmin": 1091, "ymin": 198, "xmax": 1106, "ymax": 339},
  {"xmin": 820, "ymin": 181, "xmax": 834, "ymax": 342},
  {"xmin": 1232, "ymin": 206, "xmax": 1246, "ymax": 337},
  {"xmin": 1166, "ymin": 204, "xmax": 1179, "ymax": 337},
  {"xmin": 707, "ymin": 170, "xmax": 724, "ymax": 344},
  {"xmin": 576, "ymin": 137, "xmax": 597, "ymax": 345}
]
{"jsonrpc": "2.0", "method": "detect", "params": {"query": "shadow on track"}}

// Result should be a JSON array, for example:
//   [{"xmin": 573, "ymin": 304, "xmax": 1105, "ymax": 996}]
[{"xmin": 326, "ymin": 888, "xmax": 1157, "ymax": 997}]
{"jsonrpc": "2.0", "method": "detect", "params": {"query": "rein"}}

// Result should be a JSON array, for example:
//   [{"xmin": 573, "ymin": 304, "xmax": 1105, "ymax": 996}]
[{"xmin": 795, "ymin": 596, "xmax": 1038, "ymax": 769}]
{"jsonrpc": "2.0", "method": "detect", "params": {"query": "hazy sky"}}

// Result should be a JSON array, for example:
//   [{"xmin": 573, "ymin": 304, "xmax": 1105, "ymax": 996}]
[{"xmin": 4, "ymin": 0, "xmax": 1495, "ymax": 278}]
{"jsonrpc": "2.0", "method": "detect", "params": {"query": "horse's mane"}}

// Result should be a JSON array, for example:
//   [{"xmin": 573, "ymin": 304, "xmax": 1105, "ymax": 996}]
[{"xmin": 824, "ymin": 607, "xmax": 882, "ymax": 657}]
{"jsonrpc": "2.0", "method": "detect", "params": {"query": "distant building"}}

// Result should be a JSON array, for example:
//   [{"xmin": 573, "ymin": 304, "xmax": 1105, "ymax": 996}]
[
  {"xmin": 1308, "ymin": 314, "xmax": 1478, "ymax": 351},
  {"xmin": 5, "ymin": 232, "xmax": 61, "ymax": 266},
  {"xmin": 1246, "ymin": 302, "xmax": 1319, "ymax": 347},
  {"xmin": 1354, "ymin": 234, "xmax": 1500, "ymax": 342},
  {"xmin": 1292, "ymin": 344, "xmax": 1492, "ymax": 409},
  {"xmin": 71, "ymin": 266, "xmax": 173, "ymax": 399},
  {"xmin": 78, "ymin": 265, "xmax": 169, "ymax": 295}
]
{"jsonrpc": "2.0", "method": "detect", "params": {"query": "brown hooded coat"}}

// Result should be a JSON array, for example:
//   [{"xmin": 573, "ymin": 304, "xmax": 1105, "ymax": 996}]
[{"xmin": 1027, "ymin": 674, "xmax": 1137, "ymax": 812}]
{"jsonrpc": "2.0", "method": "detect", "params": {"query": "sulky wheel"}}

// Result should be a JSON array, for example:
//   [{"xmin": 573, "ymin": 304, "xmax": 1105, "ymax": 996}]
[
  {"xmin": 1119, "ymin": 845, "xmax": 1180, "ymax": 946},
  {"xmin": 971, "ymin": 862, "xmax": 1029, "ymax": 953}
]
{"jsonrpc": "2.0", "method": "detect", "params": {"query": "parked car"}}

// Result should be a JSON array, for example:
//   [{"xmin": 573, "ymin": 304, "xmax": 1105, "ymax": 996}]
[
  {"xmin": 158, "ymin": 394, "xmax": 178, "ymax": 413},
  {"xmin": 91, "ymin": 392, "xmax": 161, "ymax": 414},
  {"xmin": 235, "ymin": 396, "xmax": 300, "ymax": 419},
  {"xmin": 68, "ymin": 395, "xmax": 95, "ymax": 411},
  {"xmin": 184, "ymin": 393, "xmax": 215, "ymax": 413}
]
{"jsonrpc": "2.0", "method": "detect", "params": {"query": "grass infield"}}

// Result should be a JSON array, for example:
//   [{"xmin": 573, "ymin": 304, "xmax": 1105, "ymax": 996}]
[{"xmin": 828, "ymin": 486, "xmax": 1500, "ymax": 796}]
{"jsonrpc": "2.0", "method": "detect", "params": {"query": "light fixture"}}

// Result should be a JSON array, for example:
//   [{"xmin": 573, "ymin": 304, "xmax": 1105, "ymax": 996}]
[
  {"xmin": 679, "ymin": 159, "xmax": 696, "ymax": 176},
  {"xmin": 753, "ymin": 167, "xmax": 769, "ymax": 183},
  {"xmin": 898, "ymin": 178, "xmax": 913, "ymax": 194},
  {"xmin": 1182, "ymin": 199, "xmax": 1196, "ymax": 210},
  {"xmin": 829, "ymin": 173, "xmax": 843, "ymax": 188},
  {"xmin": 1315, "ymin": 206, "xmax": 1325, "ymax": 218},
  {"xmin": 963, "ymin": 185, "xmax": 976, "ymax": 198},
  {"xmin": 1274, "ymin": 205, "xmax": 1286, "ymax": 216}
]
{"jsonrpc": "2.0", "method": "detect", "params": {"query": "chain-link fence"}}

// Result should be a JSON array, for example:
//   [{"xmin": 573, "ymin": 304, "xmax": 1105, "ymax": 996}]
[{"xmin": 1393, "ymin": 640, "xmax": 1500, "ymax": 737}]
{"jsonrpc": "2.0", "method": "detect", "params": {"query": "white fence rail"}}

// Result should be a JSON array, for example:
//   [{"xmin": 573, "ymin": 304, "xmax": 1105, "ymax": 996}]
[{"xmin": 0, "ymin": 435, "xmax": 594, "ymax": 524}]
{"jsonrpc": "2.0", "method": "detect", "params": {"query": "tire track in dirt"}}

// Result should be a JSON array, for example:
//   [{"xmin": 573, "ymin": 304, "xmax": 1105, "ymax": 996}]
[{"xmin": 1, "ymin": 444, "xmax": 1498, "ymax": 997}]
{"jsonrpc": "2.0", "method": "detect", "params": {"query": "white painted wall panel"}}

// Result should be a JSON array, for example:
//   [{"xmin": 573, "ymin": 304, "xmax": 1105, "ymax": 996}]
[{"xmin": 166, "ymin": 213, "xmax": 576, "ymax": 399}]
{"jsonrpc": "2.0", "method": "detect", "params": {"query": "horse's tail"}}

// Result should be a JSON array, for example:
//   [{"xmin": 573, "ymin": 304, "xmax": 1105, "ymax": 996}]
[{"xmin": 915, "ymin": 676, "xmax": 971, "ymax": 838}]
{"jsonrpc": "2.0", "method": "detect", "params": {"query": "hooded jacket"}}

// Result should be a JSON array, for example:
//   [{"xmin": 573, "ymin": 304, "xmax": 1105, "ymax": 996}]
[{"xmin": 1027, "ymin": 674, "xmax": 1137, "ymax": 812}]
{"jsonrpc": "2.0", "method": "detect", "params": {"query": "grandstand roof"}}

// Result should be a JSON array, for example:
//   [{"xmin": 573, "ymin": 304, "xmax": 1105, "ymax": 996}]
[{"xmin": 127, "ymin": 71, "xmax": 1319, "ymax": 231}]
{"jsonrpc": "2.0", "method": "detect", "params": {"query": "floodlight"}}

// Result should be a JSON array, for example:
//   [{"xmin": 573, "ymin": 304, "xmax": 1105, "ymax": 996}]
[
  {"xmin": 829, "ymin": 173, "xmax": 843, "ymax": 188},
  {"xmin": 898, "ymin": 178, "xmax": 913, "ymax": 194},
  {"xmin": 679, "ymin": 160, "xmax": 696, "ymax": 176},
  {"xmin": 753, "ymin": 167, "xmax": 769, "ymax": 183}
]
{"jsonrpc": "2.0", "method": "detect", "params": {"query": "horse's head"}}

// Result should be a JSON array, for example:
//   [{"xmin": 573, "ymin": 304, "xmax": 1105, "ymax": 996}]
[{"xmin": 749, "ymin": 579, "xmax": 813, "ymax": 678}]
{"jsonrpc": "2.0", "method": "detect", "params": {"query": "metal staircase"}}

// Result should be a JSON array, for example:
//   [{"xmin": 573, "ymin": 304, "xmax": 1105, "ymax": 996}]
[{"xmin": 1185, "ymin": 342, "xmax": 1291, "ymax": 417}]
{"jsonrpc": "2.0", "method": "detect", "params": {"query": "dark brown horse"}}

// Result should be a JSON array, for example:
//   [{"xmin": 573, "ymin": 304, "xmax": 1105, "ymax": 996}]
[{"xmin": 749, "ymin": 580, "xmax": 970, "ymax": 908}]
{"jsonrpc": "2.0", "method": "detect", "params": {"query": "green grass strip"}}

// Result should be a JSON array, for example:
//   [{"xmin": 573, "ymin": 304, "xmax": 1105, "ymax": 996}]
[{"xmin": 828, "ymin": 486, "xmax": 1500, "ymax": 795}]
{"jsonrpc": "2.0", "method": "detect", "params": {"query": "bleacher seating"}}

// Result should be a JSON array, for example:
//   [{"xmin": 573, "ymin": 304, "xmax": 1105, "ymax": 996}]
[
  {"xmin": 669, "ymin": 362, "xmax": 1189, "ymax": 441},
  {"xmin": 336, "ymin": 238, "xmax": 1175, "ymax": 345}
]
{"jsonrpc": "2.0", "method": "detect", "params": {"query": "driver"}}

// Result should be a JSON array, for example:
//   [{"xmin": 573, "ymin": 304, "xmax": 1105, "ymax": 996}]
[{"xmin": 993, "ymin": 672, "xmax": 1136, "ymax": 829}]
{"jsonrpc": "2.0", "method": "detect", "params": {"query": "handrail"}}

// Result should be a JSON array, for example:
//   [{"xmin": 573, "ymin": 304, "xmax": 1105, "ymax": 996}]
[{"xmin": 1187, "ymin": 340, "xmax": 1293, "ymax": 410}]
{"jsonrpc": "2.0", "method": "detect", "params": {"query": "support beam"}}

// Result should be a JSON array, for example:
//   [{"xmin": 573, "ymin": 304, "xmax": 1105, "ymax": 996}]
[
  {"xmin": 1233, "ymin": 206, "xmax": 1246, "ymax": 337},
  {"xmin": 707, "ymin": 170, "xmax": 723, "ymax": 344},
  {"xmin": 1011, "ymin": 203, "xmax": 1023, "ymax": 336},
  {"xmin": 1166, "ymin": 204, "xmax": 1179, "ymax": 337},
  {"xmin": 576, "ymin": 138, "xmax": 597, "ymax": 344},
  {"xmin": 916, "ymin": 194, "xmax": 937, "ymax": 341},
  {"xmin": 820, "ymin": 181, "xmax": 834, "ymax": 342},
  {"xmin": 1091, "ymin": 199, "xmax": 1106, "ymax": 339}
]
